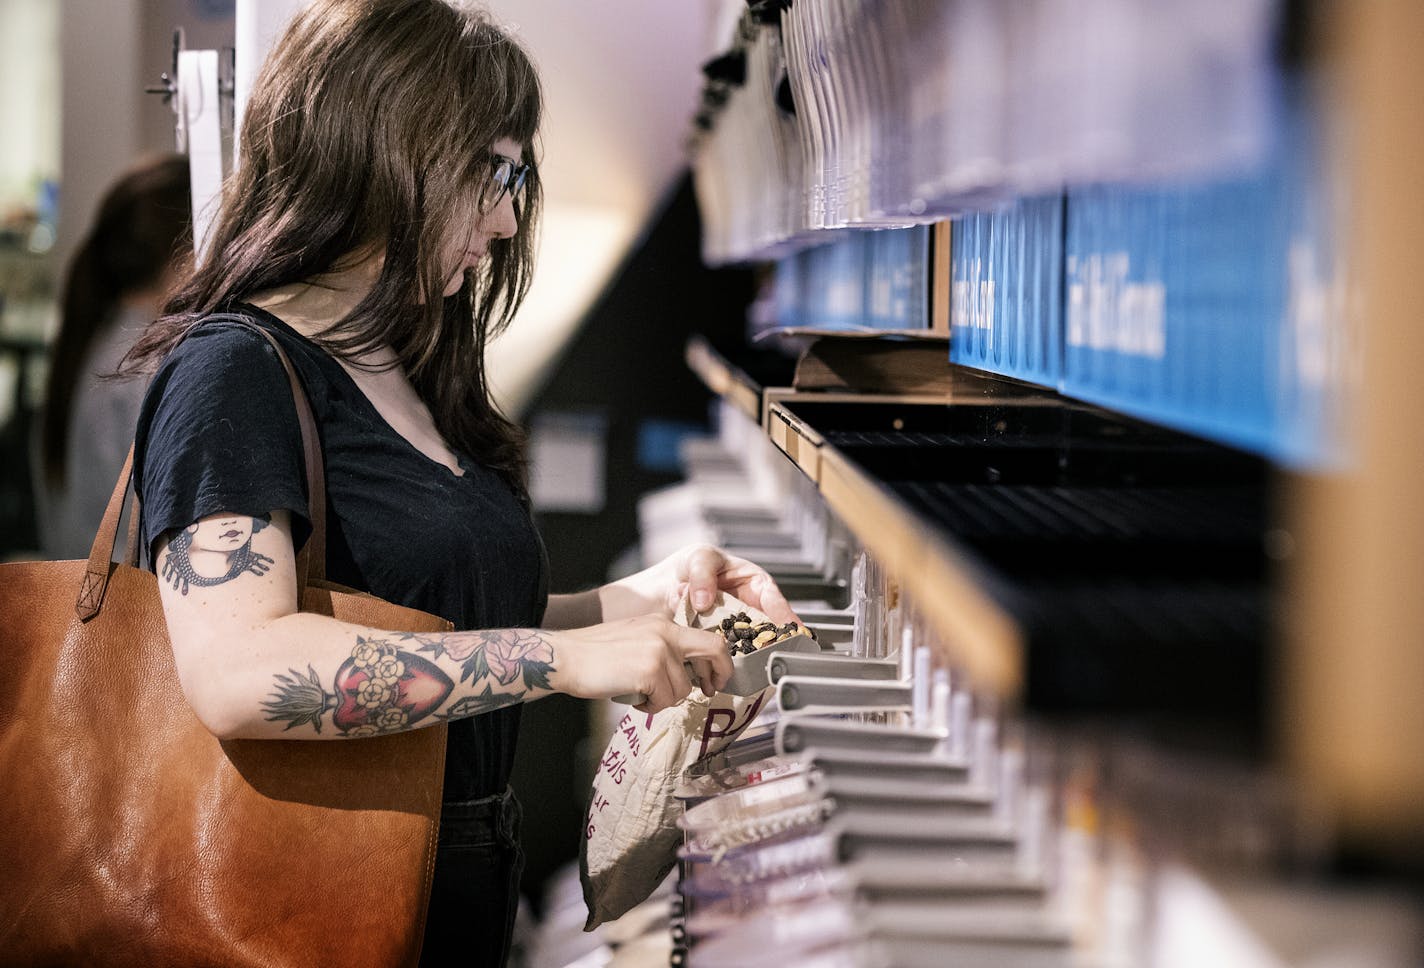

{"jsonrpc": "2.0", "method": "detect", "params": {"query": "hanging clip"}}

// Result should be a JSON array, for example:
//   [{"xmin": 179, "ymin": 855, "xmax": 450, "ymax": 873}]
[{"xmin": 144, "ymin": 28, "xmax": 187, "ymax": 150}]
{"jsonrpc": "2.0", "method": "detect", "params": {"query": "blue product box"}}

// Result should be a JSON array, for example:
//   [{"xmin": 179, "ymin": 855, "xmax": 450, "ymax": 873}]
[
  {"xmin": 866, "ymin": 226, "xmax": 932, "ymax": 330},
  {"xmin": 776, "ymin": 228, "xmax": 932, "ymax": 331},
  {"xmin": 949, "ymin": 193, "xmax": 1064, "ymax": 387},
  {"xmin": 820, "ymin": 232, "xmax": 867, "ymax": 329},
  {"xmin": 1271, "ymin": 92, "xmax": 1352, "ymax": 470},
  {"xmin": 1063, "ymin": 177, "xmax": 1279, "ymax": 457},
  {"xmin": 773, "ymin": 248, "xmax": 804, "ymax": 329},
  {"xmin": 1061, "ymin": 82, "xmax": 1349, "ymax": 468}
]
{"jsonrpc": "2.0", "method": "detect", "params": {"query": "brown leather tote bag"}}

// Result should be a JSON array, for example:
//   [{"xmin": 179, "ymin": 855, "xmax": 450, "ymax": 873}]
[{"xmin": 0, "ymin": 323, "xmax": 448, "ymax": 967}]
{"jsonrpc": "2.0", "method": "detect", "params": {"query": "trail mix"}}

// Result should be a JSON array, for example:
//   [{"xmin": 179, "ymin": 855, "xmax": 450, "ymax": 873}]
[{"xmin": 716, "ymin": 612, "xmax": 814, "ymax": 657}]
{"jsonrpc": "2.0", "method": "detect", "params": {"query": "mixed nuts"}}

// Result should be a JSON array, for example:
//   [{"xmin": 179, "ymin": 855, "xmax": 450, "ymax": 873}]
[{"xmin": 716, "ymin": 612, "xmax": 813, "ymax": 657}]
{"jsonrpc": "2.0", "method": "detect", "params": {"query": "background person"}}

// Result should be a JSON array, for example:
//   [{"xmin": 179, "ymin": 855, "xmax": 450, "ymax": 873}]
[{"xmin": 36, "ymin": 154, "xmax": 190, "ymax": 559}]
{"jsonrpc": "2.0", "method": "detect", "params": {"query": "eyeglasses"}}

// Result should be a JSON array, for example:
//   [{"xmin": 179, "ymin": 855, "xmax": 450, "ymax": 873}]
[{"xmin": 488, "ymin": 155, "xmax": 531, "ymax": 207}]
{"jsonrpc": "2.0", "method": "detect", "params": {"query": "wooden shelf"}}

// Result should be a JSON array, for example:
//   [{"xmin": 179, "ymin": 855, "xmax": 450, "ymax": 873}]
[
  {"xmin": 816, "ymin": 444, "xmax": 1024, "ymax": 697},
  {"xmin": 762, "ymin": 390, "xmax": 962, "ymax": 486},
  {"xmin": 1282, "ymin": 0, "xmax": 1424, "ymax": 863},
  {"xmin": 693, "ymin": 341, "xmax": 1272, "ymax": 721},
  {"xmin": 685, "ymin": 335, "xmax": 762, "ymax": 425}
]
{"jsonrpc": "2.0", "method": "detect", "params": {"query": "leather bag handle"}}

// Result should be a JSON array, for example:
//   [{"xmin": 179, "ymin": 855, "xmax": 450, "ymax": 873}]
[{"xmin": 77, "ymin": 317, "xmax": 327, "ymax": 620}]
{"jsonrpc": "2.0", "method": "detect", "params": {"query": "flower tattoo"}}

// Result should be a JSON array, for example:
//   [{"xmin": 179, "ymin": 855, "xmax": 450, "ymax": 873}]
[
  {"xmin": 415, "ymin": 629, "xmax": 554, "ymax": 689},
  {"xmin": 260, "ymin": 630, "xmax": 557, "ymax": 737},
  {"xmin": 486, "ymin": 630, "xmax": 555, "ymax": 689},
  {"xmin": 352, "ymin": 638, "xmax": 394, "ymax": 669}
]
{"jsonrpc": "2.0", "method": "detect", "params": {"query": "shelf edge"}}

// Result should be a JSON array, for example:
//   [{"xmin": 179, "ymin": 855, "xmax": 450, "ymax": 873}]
[{"xmin": 817, "ymin": 447, "xmax": 1023, "ymax": 698}]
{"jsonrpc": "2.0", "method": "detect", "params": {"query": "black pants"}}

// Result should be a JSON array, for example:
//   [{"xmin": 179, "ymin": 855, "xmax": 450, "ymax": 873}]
[{"xmin": 419, "ymin": 787, "xmax": 524, "ymax": 968}]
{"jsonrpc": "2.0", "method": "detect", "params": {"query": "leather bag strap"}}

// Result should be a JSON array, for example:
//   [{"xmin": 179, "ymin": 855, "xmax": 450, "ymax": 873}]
[
  {"xmin": 77, "ymin": 316, "xmax": 327, "ymax": 620},
  {"xmin": 239, "ymin": 321, "xmax": 328, "ymax": 587},
  {"xmin": 78, "ymin": 451, "xmax": 138, "ymax": 619}
]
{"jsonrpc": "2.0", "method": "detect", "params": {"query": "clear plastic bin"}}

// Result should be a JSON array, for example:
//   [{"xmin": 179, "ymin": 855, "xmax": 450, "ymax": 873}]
[
  {"xmin": 679, "ymin": 770, "xmax": 827, "ymax": 833},
  {"xmin": 682, "ymin": 798, "xmax": 834, "ymax": 859},
  {"xmin": 674, "ymin": 752, "xmax": 813, "ymax": 807}
]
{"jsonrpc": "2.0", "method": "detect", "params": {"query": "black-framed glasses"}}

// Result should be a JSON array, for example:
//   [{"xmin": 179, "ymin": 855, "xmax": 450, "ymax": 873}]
[{"xmin": 488, "ymin": 155, "xmax": 531, "ymax": 207}]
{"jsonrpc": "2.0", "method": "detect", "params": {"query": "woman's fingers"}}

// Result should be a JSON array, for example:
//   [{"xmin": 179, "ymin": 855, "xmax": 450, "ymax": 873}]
[
  {"xmin": 578, "ymin": 615, "xmax": 738, "ymax": 712},
  {"xmin": 683, "ymin": 546, "xmax": 724, "ymax": 613},
  {"xmin": 687, "ymin": 656, "xmax": 719, "ymax": 697},
  {"xmin": 746, "ymin": 571, "xmax": 798, "ymax": 626},
  {"xmin": 672, "ymin": 544, "xmax": 801, "ymax": 628},
  {"xmin": 709, "ymin": 553, "xmax": 801, "ymax": 626},
  {"xmin": 631, "ymin": 660, "xmax": 674, "ymax": 714},
  {"xmin": 636, "ymin": 642, "xmax": 693, "ymax": 713},
  {"xmin": 665, "ymin": 649, "xmax": 693, "ymax": 699},
  {"xmin": 676, "ymin": 625, "xmax": 734, "ymax": 690}
]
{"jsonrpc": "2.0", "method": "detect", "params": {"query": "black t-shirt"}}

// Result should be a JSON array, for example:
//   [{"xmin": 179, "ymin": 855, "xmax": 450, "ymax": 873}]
[{"xmin": 134, "ymin": 305, "xmax": 549, "ymax": 802}]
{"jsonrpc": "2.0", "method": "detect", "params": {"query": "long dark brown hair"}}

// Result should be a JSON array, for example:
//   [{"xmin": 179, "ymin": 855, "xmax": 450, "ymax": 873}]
[
  {"xmin": 124, "ymin": 0, "xmax": 543, "ymax": 493},
  {"xmin": 41, "ymin": 154, "xmax": 191, "ymax": 488}
]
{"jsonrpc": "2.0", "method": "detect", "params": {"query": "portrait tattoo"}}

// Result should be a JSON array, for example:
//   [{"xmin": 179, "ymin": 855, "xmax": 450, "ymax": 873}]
[{"xmin": 161, "ymin": 513, "xmax": 275, "ymax": 595}]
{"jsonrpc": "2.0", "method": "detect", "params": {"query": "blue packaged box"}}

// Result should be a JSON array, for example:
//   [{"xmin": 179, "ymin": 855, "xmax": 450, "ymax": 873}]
[
  {"xmin": 1270, "ymin": 93, "xmax": 1352, "ymax": 470},
  {"xmin": 775, "ymin": 226, "xmax": 931, "ymax": 331},
  {"xmin": 1063, "ymin": 177, "xmax": 1279, "ymax": 457},
  {"xmin": 1061, "ymin": 84, "xmax": 1349, "ymax": 468},
  {"xmin": 949, "ymin": 193, "xmax": 1064, "ymax": 388},
  {"xmin": 772, "ymin": 246, "xmax": 807, "ymax": 329},
  {"xmin": 865, "ymin": 225, "xmax": 932, "ymax": 330},
  {"xmin": 817, "ymin": 232, "xmax": 867, "ymax": 328}
]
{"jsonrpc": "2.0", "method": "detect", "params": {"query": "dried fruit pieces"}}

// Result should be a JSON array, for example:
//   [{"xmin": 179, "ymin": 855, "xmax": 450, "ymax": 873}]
[{"xmin": 715, "ymin": 612, "xmax": 814, "ymax": 657}]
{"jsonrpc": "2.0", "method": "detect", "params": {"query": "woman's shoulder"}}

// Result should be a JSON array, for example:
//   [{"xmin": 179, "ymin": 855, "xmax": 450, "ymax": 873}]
[
  {"xmin": 157, "ymin": 305, "xmax": 332, "ymax": 381},
  {"xmin": 161, "ymin": 308, "xmax": 277, "ymax": 360},
  {"xmin": 142, "ymin": 311, "xmax": 305, "ymax": 417}
]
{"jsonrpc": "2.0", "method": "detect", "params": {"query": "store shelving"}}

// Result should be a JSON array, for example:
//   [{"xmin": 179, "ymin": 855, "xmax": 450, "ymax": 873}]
[
  {"xmin": 638, "ymin": 7, "xmax": 1424, "ymax": 966},
  {"xmin": 686, "ymin": 335, "xmax": 764, "ymax": 426},
  {"xmin": 691, "ymin": 353, "xmax": 1275, "ymax": 736}
]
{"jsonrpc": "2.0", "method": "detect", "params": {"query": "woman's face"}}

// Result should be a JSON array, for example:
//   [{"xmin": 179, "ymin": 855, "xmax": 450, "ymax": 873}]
[
  {"xmin": 186, "ymin": 516, "xmax": 253, "ymax": 554},
  {"xmin": 441, "ymin": 136, "xmax": 524, "ymax": 297}
]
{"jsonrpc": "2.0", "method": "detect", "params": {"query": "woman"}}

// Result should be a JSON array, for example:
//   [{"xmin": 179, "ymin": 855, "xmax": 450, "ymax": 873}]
[
  {"xmin": 37, "ymin": 154, "xmax": 189, "ymax": 559},
  {"xmin": 122, "ymin": 2, "xmax": 793, "ymax": 965}
]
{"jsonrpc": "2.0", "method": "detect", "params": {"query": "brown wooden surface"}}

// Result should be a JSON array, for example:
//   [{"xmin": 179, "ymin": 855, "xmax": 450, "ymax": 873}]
[
  {"xmin": 932, "ymin": 221, "xmax": 952, "ymax": 334},
  {"xmin": 761, "ymin": 388, "xmax": 965, "ymax": 433},
  {"xmin": 766, "ymin": 404, "xmax": 823, "ymax": 483},
  {"xmin": 685, "ymin": 335, "xmax": 764, "ymax": 424},
  {"xmin": 817, "ymin": 447, "xmax": 1022, "ymax": 697},
  {"xmin": 1285, "ymin": 0, "xmax": 1424, "ymax": 859},
  {"xmin": 792, "ymin": 335, "xmax": 955, "ymax": 394}
]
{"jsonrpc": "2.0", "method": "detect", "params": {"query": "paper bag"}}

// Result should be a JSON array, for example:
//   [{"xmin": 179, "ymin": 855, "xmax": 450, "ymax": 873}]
[{"xmin": 579, "ymin": 593, "xmax": 775, "ymax": 929}]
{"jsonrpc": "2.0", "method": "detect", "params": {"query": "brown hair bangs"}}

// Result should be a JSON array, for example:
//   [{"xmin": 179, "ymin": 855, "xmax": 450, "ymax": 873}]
[{"xmin": 124, "ymin": 0, "xmax": 544, "ymax": 494}]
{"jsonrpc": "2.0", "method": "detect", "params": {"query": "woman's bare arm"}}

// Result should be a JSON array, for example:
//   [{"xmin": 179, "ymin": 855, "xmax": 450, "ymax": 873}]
[
  {"xmin": 542, "ymin": 546, "xmax": 800, "ymax": 632},
  {"xmin": 542, "ymin": 589, "xmax": 602, "ymax": 630},
  {"xmin": 157, "ymin": 510, "xmax": 732, "ymax": 740}
]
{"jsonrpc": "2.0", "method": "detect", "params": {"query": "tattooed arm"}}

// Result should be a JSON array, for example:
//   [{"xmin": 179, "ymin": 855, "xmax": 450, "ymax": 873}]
[{"xmin": 156, "ymin": 510, "xmax": 733, "ymax": 740}]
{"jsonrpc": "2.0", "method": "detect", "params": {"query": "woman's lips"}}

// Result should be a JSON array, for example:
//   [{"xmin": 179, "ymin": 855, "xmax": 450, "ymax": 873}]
[{"xmin": 221, "ymin": 530, "xmax": 241, "ymax": 540}]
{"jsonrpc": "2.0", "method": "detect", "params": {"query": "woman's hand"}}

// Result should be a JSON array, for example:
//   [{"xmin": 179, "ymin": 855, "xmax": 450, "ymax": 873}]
[
  {"xmin": 601, "ymin": 544, "xmax": 799, "ymax": 626},
  {"xmin": 548, "ymin": 615, "xmax": 735, "ymax": 713}
]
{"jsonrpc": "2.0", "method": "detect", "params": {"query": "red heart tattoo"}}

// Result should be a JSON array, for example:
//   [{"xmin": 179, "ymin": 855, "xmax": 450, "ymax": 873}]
[{"xmin": 333, "ymin": 639, "xmax": 454, "ymax": 735}]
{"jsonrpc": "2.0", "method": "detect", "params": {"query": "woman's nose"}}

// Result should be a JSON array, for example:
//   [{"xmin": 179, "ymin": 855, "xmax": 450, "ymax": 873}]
[{"xmin": 484, "ymin": 190, "xmax": 519, "ymax": 241}]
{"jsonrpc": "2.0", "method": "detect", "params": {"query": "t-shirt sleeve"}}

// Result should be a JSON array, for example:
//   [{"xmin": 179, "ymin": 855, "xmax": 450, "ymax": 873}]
[{"xmin": 134, "ymin": 321, "xmax": 311, "ymax": 562}]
